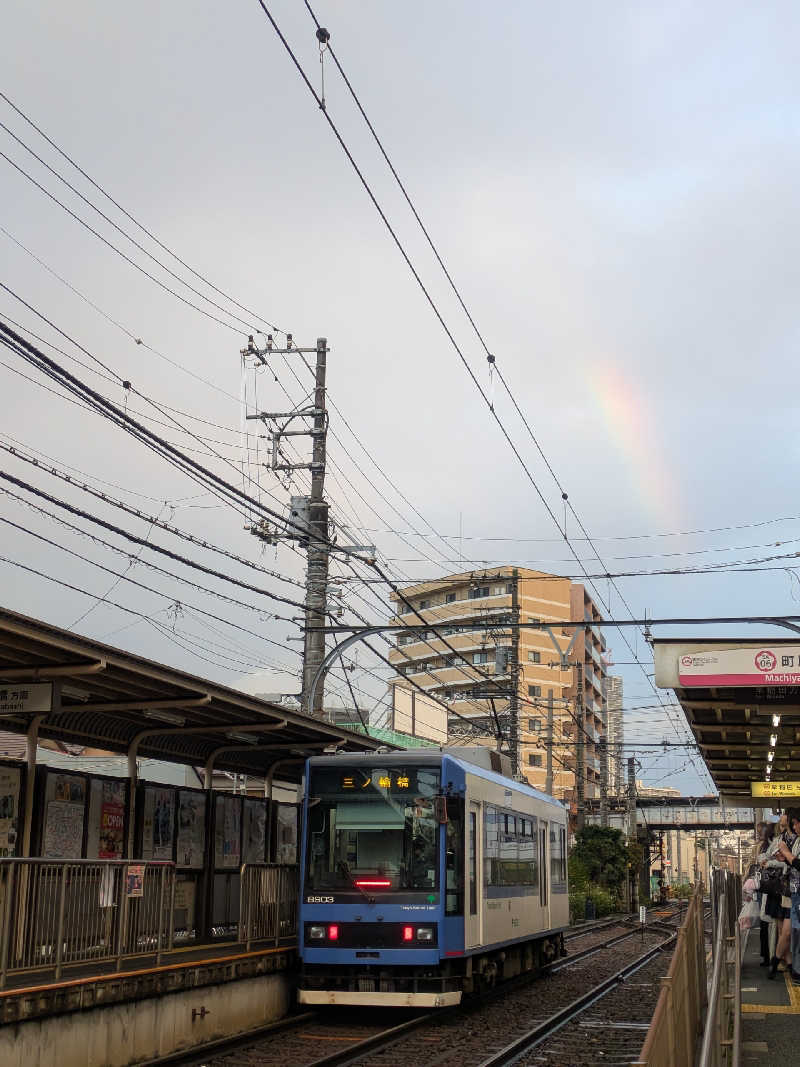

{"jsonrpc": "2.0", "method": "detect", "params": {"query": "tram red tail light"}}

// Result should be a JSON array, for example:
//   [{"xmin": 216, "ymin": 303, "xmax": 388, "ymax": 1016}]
[
  {"xmin": 328, "ymin": 925, "xmax": 339, "ymax": 941},
  {"xmin": 354, "ymin": 879, "xmax": 392, "ymax": 888},
  {"xmin": 403, "ymin": 926, "xmax": 414, "ymax": 941}
]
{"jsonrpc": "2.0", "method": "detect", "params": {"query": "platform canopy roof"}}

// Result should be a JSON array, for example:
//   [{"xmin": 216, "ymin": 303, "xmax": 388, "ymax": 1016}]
[
  {"xmin": 654, "ymin": 638, "xmax": 800, "ymax": 803},
  {"xmin": 0, "ymin": 607, "xmax": 392, "ymax": 780}
]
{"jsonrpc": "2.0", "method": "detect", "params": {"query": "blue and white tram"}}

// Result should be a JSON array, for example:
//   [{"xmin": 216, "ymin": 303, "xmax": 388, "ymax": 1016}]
[{"xmin": 297, "ymin": 748, "xmax": 569, "ymax": 1007}]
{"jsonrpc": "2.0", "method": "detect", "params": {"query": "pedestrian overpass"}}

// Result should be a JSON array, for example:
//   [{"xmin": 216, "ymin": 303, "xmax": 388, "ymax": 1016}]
[{"xmin": 585, "ymin": 795, "xmax": 754, "ymax": 831}]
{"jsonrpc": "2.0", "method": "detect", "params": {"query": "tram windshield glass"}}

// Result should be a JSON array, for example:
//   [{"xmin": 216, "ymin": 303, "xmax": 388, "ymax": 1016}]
[{"xmin": 305, "ymin": 765, "xmax": 440, "ymax": 891}]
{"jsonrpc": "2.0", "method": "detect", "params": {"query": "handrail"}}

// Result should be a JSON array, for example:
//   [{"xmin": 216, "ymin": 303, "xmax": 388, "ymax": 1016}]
[
  {"xmin": 698, "ymin": 898, "xmax": 727, "ymax": 1067},
  {"xmin": 0, "ymin": 858, "xmax": 177, "ymax": 988}
]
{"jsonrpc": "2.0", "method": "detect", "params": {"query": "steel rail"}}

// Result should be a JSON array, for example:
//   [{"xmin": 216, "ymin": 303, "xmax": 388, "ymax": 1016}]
[{"xmin": 474, "ymin": 933, "xmax": 679, "ymax": 1067}]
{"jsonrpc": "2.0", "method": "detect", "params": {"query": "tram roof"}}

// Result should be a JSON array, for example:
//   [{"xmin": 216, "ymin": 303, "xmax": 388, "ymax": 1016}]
[{"xmin": 0, "ymin": 606, "xmax": 392, "ymax": 781}]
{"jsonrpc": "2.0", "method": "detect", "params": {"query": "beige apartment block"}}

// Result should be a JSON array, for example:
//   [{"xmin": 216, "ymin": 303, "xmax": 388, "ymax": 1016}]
[{"xmin": 387, "ymin": 567, "xmax": 609, "ymax": 804}]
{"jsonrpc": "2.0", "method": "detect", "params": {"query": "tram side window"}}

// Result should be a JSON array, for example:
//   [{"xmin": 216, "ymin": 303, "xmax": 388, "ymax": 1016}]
[
  {"xmin": 485, "ymin": 805, "xmax": 538, "ymax": 887},
  {"xmin": 549, "ymin": 823, "xmax": 567, "ymax": 885},
  {"xmin": 445, "ymin": 798, "xmax": 464, "ymax": 915}
]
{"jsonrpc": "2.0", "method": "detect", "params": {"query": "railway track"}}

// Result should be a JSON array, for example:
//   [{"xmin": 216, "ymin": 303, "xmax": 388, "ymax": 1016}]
[{"xmin": 160, "ymin": 908, "xmax": 688, "ymax": 1067}]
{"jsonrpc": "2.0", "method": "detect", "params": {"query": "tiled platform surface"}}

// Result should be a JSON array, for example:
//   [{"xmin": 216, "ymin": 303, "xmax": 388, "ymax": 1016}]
[{"xmin": 740, "ymin": 930, "xmax": 800, "ymax": 1063}]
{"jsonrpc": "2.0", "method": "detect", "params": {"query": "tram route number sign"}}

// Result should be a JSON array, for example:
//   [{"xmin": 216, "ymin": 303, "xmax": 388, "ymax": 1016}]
[{"xmin": 752, "ymin": 781, "xmax": 800, "ymax": 798}]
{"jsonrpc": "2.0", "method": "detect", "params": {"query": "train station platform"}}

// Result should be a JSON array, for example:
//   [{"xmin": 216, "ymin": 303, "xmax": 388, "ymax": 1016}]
[
  {"xmin": 0, "ymin": 606, "xmax": 399, "ymax": 1065},
  {"xmin": 740, "ymin": 930, "xmax": 800, "ymax": 1063}
]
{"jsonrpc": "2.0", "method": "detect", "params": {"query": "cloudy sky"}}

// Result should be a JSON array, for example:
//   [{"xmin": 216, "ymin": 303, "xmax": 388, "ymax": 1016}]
[{"xmin": 2, "ymin": 1, "xmax": 799, "ymax": 793}]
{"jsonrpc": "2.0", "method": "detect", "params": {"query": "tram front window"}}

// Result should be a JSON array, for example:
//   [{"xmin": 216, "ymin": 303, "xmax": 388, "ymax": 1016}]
[{"xmin": 305, "ymin": 766, "xmax": 440, "ymax": 891}]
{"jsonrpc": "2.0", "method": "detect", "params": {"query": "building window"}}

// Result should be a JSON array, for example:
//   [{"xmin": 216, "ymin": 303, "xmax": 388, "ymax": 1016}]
[
  {"xmin": 473, "ymin": 651, "xmax": 490, "ymax": 665},
  {"xmin": 468, "ymin": 585, "xmax": 490, "ymax": 600},
  {"xmin": 420, "ymin": 599, "xmax": 430, "ymax": 610},
  {"xmin": 505, "ymin": 583, "xmax": 513, "ymax": 593},
  {"xmin": 528, "ymin": 685, "xmax": 542, "ymax": 698},
  {"xmin": 528, "ymin": 718, "xmax": 541, "ymax": 732},
  {"xmin": 528, "ymin": 754, "xmax": 543, "ymax": 768},
  {"xmin": 445, "ymin": 592, "xmax": 456, "ymax": 603},
  {"xmin": 528, "ymin": 651, "xmax": 541, "ymax": 663}
]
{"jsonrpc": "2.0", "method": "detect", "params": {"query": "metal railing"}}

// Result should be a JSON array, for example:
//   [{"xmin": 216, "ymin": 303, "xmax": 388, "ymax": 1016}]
[
  {"xmin": 698, "ymin": 872, "xmax": 742, "ymax": 1067},
  {"xmin": 0, "ymin": 858, "xmax": 175, "ymax": 988},
  {"xmin": 239, "ymin": 863, "xmax": 300, "ymax": 950},
  {"xmin": 633, "ymin": 885, "xmax": 707, "ymax": 1067}
]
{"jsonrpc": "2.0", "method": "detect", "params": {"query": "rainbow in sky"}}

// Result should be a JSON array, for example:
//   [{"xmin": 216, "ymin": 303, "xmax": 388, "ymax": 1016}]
[{"xmin": 585, "ymin": 361, "xmax": 679, "ymax": 523}]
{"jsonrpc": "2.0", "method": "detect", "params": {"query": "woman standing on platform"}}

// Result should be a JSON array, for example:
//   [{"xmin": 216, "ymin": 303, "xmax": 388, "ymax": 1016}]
[
  {"xmin": 766, "ymin": 813, "xmax": 797, "ymax": 978},
  {"xmin": 774, "ymin": 808, "xmax": 800, "ymax": 984}
]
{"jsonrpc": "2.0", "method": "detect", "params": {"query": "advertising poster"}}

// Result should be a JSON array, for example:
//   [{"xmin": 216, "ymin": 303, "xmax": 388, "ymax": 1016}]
[
  {"xmin": 88, "ymin": 779, "xmax": 126, "ymax": 859},
  {"xmin": 142, "ymin": 786, "xmax": 175, "ymax": 860},
  {"xmin": 214, "ymin": 795, "xmax": 241, "ymax": 869},
  {"xmin": 0, "ymin": 765, "xmax": 21, "ymax": 857},
  {"xmin": 242, "ymin": 799, "xmax": 266, "ymax": 864},
  {"xmin": 176, "ymin": 791, "xmax": 206, "ymax": 868},
  {"xmin": 126, "ymin": 865, "xmax": 144, "ymax": 897},
  {"xmin": 275, "ymin": 804, "xmax": 298, "ymax": 864}
]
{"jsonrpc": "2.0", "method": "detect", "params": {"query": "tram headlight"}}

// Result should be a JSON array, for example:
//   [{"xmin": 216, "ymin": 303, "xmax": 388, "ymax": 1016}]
[
  {"xmin": 309, "ymin": 926, "xmax": 326, "ymax": 940},
  {"xmin": 416, "ymin": 927, "xmax": 434, "ymax": 941}
]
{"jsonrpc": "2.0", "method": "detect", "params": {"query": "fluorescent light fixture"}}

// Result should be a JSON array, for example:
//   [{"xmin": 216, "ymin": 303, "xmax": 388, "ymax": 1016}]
[
  {"xmin": 770, "ymin": 734, "xmax": 778, "ymax": 747},
  {"xmin": 768, "ymin": 751, "xmax": 774, "ymax": 763},
  {"xmin": 143, "ymin": 709, "xmax": 186, "ymax": 727},
  {"xmin": 226, "ymin": 730, "xmax": 259, "ymax": 745},
  {"xmin": 772, "ymin": 714, "xmax": 782, "ymax": 728},
  {"xmin": 61, "ymin": 684, "xmax": 90, "ymax": 701}
]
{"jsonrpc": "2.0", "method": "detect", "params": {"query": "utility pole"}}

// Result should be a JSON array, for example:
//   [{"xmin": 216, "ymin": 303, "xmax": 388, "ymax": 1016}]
[
  {"xmin": 599, "ymin": 736, "xmax": 609, "ymax": 827},
  {"xmin": 302, "ymin": 338, "xmax": 329, "ymax": 717},
  {"xmin": 242, "ymin": 335, "xmax": 330, "ymax": 718},
  {"xmin": 575, "ymin": 662, "xmax": 585, "ymax": 831},
  {"xmin": 627, "ymin": 756, "xmax": 637, "ymax": 909},
  {"xmin": 509, "ymin": 569, "xmax": 520, "ymax": 777},
  {"xmin": 545, "ymin": 688, "xmax": 554, "ymax": 795}
]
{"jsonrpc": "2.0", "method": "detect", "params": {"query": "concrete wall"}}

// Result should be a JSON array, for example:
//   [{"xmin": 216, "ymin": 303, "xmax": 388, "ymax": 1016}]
[{"xmin": 0, "ymin": 971, "xmax": 290, "ymax": 1067}]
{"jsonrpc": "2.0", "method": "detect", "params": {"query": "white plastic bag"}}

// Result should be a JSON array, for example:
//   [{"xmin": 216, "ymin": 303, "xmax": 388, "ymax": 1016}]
[{"xmin": 738, "ymin": 898, "xmax": 760, "ymax": 931}]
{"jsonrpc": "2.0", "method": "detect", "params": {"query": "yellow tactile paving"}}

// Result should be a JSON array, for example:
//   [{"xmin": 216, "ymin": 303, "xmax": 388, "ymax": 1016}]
[{"xmin": 742, "ymin": 972, "xmax": 800, "ymax": 1014}]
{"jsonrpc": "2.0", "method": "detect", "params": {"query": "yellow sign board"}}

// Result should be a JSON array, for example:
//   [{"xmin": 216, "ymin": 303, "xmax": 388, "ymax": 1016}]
[{"xmin": 752, "ymin": 782, "xmax": 800, "ymax": 798}]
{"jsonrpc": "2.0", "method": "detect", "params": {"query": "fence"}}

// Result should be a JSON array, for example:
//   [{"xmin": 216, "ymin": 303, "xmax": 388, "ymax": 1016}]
[
  {"xmin": 0, "ymin": 858, "xmax": 175, "ymax": 988},
  {"xmin": 633, "ymin": 885, "xmax": 707, "ymax": 1067},
  {"xmin": 698, "ymin": 871, "xmax": 742, "ymax": 1067},
  {"xmin": 239, "ymin": 863, "xmax": 299, "ymax": 950}
]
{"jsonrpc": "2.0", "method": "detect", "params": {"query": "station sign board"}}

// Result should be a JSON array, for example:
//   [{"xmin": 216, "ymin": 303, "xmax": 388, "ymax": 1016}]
[
  {"xmin": 678, "ymin": 646, "xmax": 800, "ymax": 688},
  {"xmin": 751, "ymin": 781, "xmax": 800, "ymax": 798},
  {"xmin": 0, "ymin": 682, "xmax": 53, "ymax": 715}
]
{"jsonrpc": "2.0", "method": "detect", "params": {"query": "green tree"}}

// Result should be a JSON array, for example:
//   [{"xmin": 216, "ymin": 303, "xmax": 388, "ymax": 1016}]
[{"xmin": 570, "ymin": 825, "xmax": 633, "ymax": 892}]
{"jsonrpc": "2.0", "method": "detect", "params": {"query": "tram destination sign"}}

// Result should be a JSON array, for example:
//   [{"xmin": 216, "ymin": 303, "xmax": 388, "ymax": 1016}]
[
  {"xmin": 678, "ymin": 645, "xmax": 800, "ymax": 688},
  {"xmin": 752, "ymin": 781, "xmax": 800, "ymax": 798}
]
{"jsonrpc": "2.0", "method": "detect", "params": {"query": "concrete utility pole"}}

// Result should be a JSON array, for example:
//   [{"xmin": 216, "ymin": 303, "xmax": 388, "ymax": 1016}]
[
  {"xmin": 599, "ymin": 736, "xmax": 609, "ymax": 827},
  {"xmin": 627, "ymin": 756, "xmax": 637, "ymax": 909},
  {"xmin": 243, "ymin": 336, "xmax": 330, "ymax": 718},
  {"xmin": 509, "ymin": 569, "xmax": 521, "ymax": 777},
  {"xmin": 302, "ymin": 338, "xmax": 329, "ymax": 717},
  {"xmin": 545, "ymin": 688, "xmax": 554, "ymax": 795},
  {"xmin": 575, "ymin": 662, "xmax": 585, "ymax": 831}
]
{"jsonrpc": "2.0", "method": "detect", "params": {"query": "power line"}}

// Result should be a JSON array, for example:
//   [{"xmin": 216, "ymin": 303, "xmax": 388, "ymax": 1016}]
[{"xmin": 0, "ymin": 91, "xmax": 284, "ymax": 335}]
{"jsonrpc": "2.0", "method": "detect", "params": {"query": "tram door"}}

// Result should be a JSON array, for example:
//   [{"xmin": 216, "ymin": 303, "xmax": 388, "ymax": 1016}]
[
  {"xmin": 539, "ymin": 824, "xmax": 548, "ymax": 911},
  {"xmin": 465, "ymin": 802, "xmax": 482, "ymax": 948}
]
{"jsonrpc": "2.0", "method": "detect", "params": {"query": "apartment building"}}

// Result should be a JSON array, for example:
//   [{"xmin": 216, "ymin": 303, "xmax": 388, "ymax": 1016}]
[
  {"xmin": 604, "ymin": 676, "xmax": 625, "ymax": 796},
  {"xmin": 387, "ymin": 567, "xmax": 608, "ymax": 802}
]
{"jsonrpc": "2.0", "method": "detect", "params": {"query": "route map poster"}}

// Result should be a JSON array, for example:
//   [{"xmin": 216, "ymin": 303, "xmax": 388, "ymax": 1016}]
[{"xmin": 42, "ymin": 773, "xmax": 86, "ymax": 858}]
